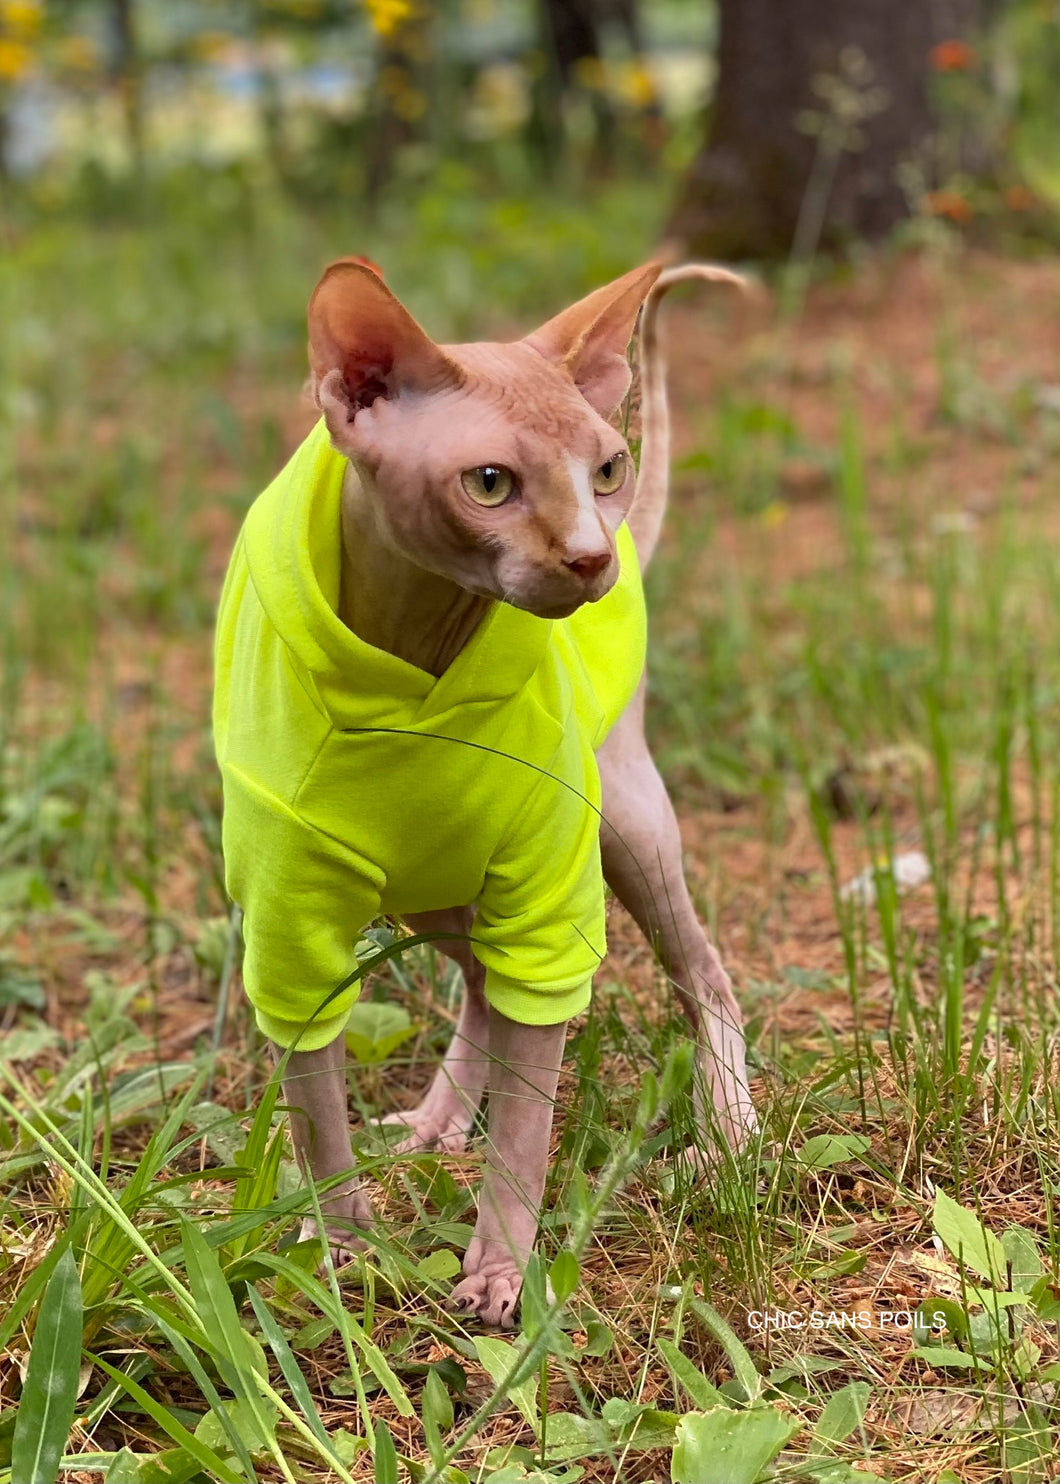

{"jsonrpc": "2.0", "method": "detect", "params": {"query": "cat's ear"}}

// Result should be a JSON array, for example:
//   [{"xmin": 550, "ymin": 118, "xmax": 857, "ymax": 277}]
[
  {"xmin": 524, "ymin": 261, "xmax": 664, "ymax": 416},
  {"xmin": 308, "ymin": 259, "xmax": 464, "ymax": 447}
]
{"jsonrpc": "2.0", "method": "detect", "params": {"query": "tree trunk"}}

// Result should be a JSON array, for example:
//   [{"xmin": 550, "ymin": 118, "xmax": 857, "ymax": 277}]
[
  {"xmin": 111, "ymin": 0, "xmax": 144, "ymax": 177},
  {"xmin": 667, "ymin": 0, "xmax": 982, "ymax": 259}
]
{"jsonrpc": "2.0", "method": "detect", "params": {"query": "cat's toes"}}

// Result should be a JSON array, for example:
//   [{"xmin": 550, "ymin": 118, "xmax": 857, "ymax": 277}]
[
  {"xmin": 376, "ymin": 1109, "xmax": 471, "ymax": 1154},
  {"xmin": 449, "ymin": 1264, "xmax": 521, "ymax": 1329},
  {"xmin": 297, "ymin": 1184, "xmax": 373, "ymax": 1270},
  {"xmin": 297, "ymin": 1216, "xmax": 367, "ymax": 1270}
]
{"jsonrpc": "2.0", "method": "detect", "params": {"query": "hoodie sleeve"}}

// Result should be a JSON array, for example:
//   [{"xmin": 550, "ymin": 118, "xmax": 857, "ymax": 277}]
[
  {"xmin": 471, "ymin": 756, "xmax": 605, "ymax": 1025},
  {"xmin": 221, "ymin": 764, "xmax": 384, "ymax": 1051}
]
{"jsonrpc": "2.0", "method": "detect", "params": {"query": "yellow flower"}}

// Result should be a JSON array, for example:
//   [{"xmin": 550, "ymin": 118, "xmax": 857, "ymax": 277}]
[
  {"xmin": 0, "ymin": 37, "xmax": 30, "ymax": 80},
  {"xmin": 759, "ymin": 499, "xmax": 789, "ymax": 530},
  {"xmin": 364, "ymin": 0, "xmax": 413, "ymax": 39},
  {"xmin": 0, "ymin": 0, "xmax": 41, "ymax": 37},
  {"xmin": 618, "ymin": 60, "xmax": 657, "ymax": 109}
]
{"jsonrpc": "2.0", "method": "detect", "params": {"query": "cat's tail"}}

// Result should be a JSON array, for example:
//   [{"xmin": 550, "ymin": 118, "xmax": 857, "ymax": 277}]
[{"xmin": 629, "ymin": 263, "xmax": 750, "ymax": 575}]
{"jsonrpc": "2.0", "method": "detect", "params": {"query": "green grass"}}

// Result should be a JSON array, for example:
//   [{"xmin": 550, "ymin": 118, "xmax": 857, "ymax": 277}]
[{"xmin": 4, "ymin": 165, "xmax": 1060, "ymax": 1481}]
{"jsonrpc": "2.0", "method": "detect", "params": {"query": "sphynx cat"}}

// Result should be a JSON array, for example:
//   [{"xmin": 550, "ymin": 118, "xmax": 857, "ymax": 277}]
[{"xmin": 256, "ymin": 260, "xmax": 756, "ymax": 1327}]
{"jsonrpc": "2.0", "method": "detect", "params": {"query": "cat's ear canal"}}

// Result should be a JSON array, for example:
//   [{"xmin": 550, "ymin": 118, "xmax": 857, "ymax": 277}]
[
  {"xmin": 308, "ymin": 259, "xmax": 464, "ymax": 447},
  {"xmin": 523, "ymin": 261, "xmax": 664, "ymax": 417}
]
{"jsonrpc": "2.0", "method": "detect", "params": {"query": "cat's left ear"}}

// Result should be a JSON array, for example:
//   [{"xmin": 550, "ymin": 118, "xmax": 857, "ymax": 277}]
[{"xmin": 524, "ymin": 261, "xmax": 664, "ymax": 416}]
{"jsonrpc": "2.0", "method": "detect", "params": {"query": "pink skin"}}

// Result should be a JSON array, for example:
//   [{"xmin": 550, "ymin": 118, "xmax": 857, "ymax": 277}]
[{"xmin": 271, "ymin": 260, "xmax": 755, "ymax": 1324}]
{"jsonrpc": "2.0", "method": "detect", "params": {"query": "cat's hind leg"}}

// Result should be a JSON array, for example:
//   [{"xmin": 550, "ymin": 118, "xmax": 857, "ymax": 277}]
[
  {"xmin": 377, "ymin": 905, "xmax": 490, "ymax": 1154},
  {"xmin": 597, "ymin": 682, "xmax": 756, "ymax": 1154}
]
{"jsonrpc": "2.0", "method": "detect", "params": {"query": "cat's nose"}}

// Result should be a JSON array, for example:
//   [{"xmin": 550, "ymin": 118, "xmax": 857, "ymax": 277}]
[{"xmin": 565, "ymin": 551, "xmax": 611, "ymax": 581}]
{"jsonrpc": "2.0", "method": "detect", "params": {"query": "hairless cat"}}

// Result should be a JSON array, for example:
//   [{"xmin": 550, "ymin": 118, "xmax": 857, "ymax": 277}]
[{"xmin": 213, "ymin": 259, "xmax": 756, "ymax": 1327}]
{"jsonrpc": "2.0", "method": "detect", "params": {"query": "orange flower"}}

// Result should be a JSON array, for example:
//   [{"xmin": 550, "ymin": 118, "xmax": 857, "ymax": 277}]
[
  {"xmin": 1004, "ymin": 184, "xmax": 1034, "ymax": 211},
  {"xmin": 923, "ymin": 190, "xmax": 973, "ymax": 224},
  {"xmin": 930, "ymin": 39, "xmax": 976, "ymax": 72}
]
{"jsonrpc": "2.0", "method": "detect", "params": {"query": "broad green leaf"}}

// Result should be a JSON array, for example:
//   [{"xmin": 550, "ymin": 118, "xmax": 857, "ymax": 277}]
[
  {"xmin": 373, "ymin": 1419, "xmax": 399, "ymax": 1484},
  {"xmin": 473, "ymin": 1336, "xmax": 539, "ymax": 1432},
  {"xmin": 111, "ymin": 1447, "xmax": 204, "ymax": 1483},
  {"xmin": 102, "ymin": 1449, "xmax": 143, "ymax": 1482},
  {"xmin": 966, "ymin": 1286, "xmax": 1031, "ymax": 1310},
  {"xmin": 576, "ymin": 1321, "xmax": 613, "ymax": 1359},
  {"xmin": 291, "ymin": 1317, "xmax": 336, "ymax": 1349},
  {"xmin": 813, "ymin": 1381, "xmax": 870, "ymax": 1447},
  {"xmin": 689, "ymin": 1298, "xmax": 761, "ymax": 1401},
  {"xmin": 600, "ymin": 1398, "xmax": 679, "ymax": 1447},
  {"xmin": 1002, "ymin": 1226, "xmax": 1043, "ymax": 1291},
  {"xmin": 806, "ymin": 1467, "xmax": 888, "ymax": 1484},
  {"xmin": 330, "ymin": 1429, "xmax": 366, "ymax": 1465},
  {"xmin": 671, "ymin": 1406, "xmax": 800, "ymax": 1484},
  {"xmin": 549, "ymin": 1251, "xmax": 579, "ymax": 1305},
  {"xmin": 345, "ymin": 1003, "xmax": 416, "ymax": 1064},
  {"xmin": 909, "ymin": 1346, "xmax": 985, "ymax": 1369},
  {"xmin": 657, "ymin": 1335, "xmax": 725, "ymax": 1411},
  {"xmin": 416, "ymin": 1249, "xmax": 462, "ymax": 1284},
  {"xmin": 1031, "ymin": 1275, "xmax": 1060, "ymax": 1322},
  {"xmin": 12, "ymin": 1246, "xmax": 83, "ymax": 1484},
  {"xmin": 2, "ymin": 1023, "xmax": 61, "ymax": 1061},
  {"xmin": 933, "ymin": 1190, "xmax": 1006, "ymax": 1286},
  {"xmin": 796, "ymin": 1134, "xmax": 871, "ymax": 1171},
  {"xmin": 422, "ymin": 1366, "xmax": 453, "ymax": 1466},
  {"xmin": 195, "ymin": 1397, "xmax": 274, "ymax": 1455},
  {"xmin": 544, "ymin": 1412, "xmax": 610, "ymax": 1461}
]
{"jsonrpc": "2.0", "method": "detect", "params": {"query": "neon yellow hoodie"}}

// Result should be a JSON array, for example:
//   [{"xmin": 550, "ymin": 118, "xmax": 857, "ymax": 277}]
[{"xmin": 213, "ymin": 420, "xmax": 646, "ymax": 1050}]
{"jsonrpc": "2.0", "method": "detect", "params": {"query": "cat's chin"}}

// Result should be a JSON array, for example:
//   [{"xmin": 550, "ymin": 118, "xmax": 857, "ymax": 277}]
[{"xmin": 512, "ymin": 596, "xmax": 588, "ymax": 620}]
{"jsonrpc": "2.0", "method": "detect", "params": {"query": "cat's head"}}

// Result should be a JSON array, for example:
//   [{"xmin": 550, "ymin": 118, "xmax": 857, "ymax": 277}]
[{"xmin": 307, "ymin": 259, "xmax": 662, "ymax": 619}]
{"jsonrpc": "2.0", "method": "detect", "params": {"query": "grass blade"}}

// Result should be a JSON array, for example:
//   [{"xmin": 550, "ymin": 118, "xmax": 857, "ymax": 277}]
[
  {"xmin": 657, "ymin": 1335, "xmax": 725, "ymax": 1411},
  {"xmin": 11, "ymin": 1247, "xmax": 83, "ymax": 1484},
  {"xmin": 178, "ymin": 1218, "xmax": 293, "ymax": 1482},
  {"xmin": 373, "ymin": 1419, "xmax": 400, "ymax": 1484},
  {"xmin": 247, "ymin": 1283, "xmax": 329, "ymax": 1446}
]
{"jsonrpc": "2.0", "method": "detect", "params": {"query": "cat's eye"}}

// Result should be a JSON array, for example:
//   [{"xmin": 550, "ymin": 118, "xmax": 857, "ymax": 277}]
[
  {"xmin": 593, "ymin": 452, "xmax": 627, "ymax": 496},
  {"xmin": 461, "ymin": 465, "xmax": 514, "ymax": 507}
]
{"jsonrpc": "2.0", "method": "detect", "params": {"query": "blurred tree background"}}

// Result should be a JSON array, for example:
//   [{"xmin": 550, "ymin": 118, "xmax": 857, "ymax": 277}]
[
  {"xmin": 1, "ymin": 0, "xmax": 1057, "ymax": 265},
  {"xmin": 4, "ymin": 11, "xmax": 1060, "ymax": 1480}
]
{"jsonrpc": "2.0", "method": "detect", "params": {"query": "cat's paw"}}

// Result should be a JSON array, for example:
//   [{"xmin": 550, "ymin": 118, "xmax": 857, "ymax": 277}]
[
  {"xmin": 297, "ymin": 1216, "xmax": 367, "ymax": 1271},
  {"xmin": 297, "ymin": 1185, "xmax": 373, "ymax": 1271},
  {"xmin": 449, "ymin": 1258, "xmax": 522, "ymax": 1329},
  {"xmin": 376, "ymin": 1106, "xmax": 473, "ymax": 1154}
]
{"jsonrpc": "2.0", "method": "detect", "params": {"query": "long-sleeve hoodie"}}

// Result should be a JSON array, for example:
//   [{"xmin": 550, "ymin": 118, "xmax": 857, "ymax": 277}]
[{"xmin": 213, "ymin": 419, "xmax": 646, "ymax": 1050}]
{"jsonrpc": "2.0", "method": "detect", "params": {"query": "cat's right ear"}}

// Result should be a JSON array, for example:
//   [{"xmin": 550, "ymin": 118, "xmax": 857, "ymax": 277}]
[{"xmin": 308, "ymin": 259, "xmax": 463, "ymax": 449}]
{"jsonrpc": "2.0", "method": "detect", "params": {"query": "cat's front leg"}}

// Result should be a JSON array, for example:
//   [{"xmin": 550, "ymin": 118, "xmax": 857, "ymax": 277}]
[
  {"xmin": 449, "ymin": 1010, "xmax": 566, "ymax": 1328},
  {"xmin": 377, "ymin": 906, "xmax": 490, "ymax": 1154},
  {"xmin": 275, "ymin": 1035, "xmax": 373, "ymax": 1264}
]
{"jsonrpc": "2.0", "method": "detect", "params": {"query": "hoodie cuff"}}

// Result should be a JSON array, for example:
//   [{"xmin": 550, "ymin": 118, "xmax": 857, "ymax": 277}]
[
  {"xmin": 256, "ymin": 1005, "xmax": 351, "ymax": 1051},
  {"xmin": 483, "ymin": 969, "xmax": 592, "ymax": 1025}
]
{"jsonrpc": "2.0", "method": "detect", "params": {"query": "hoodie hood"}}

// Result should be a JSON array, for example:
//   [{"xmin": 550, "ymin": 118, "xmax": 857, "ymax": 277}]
[{"xmin": 240, "ymin": 419, "xmax": 553, "ymax": 727}]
